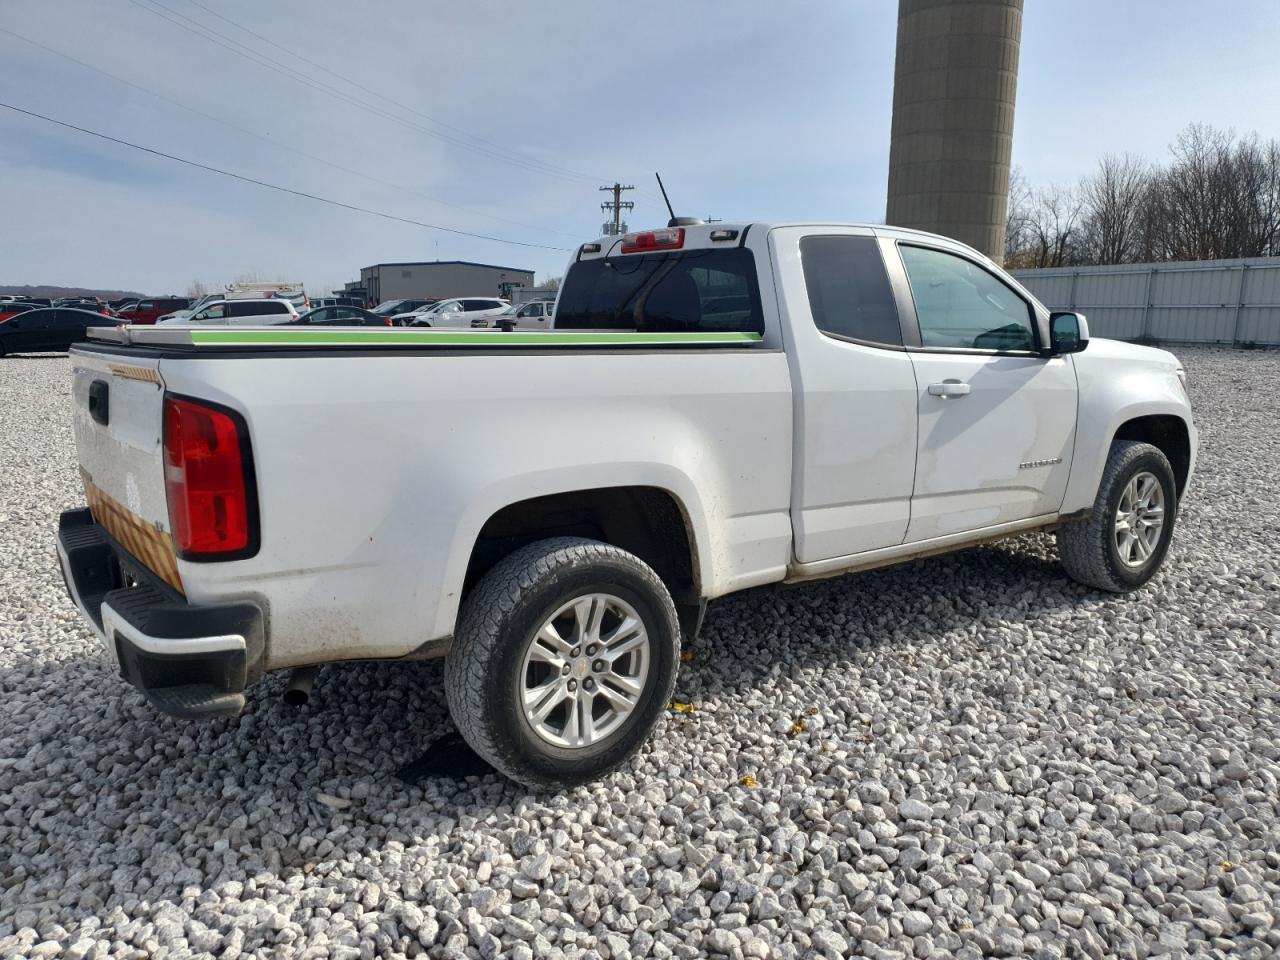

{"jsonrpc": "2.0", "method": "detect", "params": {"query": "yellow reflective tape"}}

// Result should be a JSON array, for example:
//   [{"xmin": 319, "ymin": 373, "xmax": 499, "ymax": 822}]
[{"xmin": 108, "ymin": 364, "xmax": 162, "ymax": 384}]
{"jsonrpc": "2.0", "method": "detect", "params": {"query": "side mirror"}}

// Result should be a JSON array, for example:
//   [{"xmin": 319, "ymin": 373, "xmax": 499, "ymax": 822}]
[{"xmin": 1049, "ymin": 311, "xmax": 1089, "ymax": 354}]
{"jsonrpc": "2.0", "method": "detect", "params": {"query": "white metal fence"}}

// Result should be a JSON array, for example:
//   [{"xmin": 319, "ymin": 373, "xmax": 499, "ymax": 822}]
[{"xmin": 1010, "ymin": 257, "xmax": 1280, "ymax": 346}]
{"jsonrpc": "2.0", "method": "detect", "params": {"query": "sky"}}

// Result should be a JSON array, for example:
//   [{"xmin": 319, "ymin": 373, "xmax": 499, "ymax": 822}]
[{"xmin": 2, "ymin": 0, "xmax": 1279, "ymax": 296}]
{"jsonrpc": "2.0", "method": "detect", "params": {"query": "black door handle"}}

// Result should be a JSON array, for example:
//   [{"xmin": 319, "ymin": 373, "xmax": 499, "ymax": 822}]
[{"xmin": 88, "ymin": 379, "xmax": 109, "ymax": 426}]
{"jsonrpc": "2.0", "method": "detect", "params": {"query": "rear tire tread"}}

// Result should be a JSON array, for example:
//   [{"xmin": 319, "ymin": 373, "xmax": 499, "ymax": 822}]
[{"xmin": 444, "ymin": 536, "xmax": 679, "ymax": 790}]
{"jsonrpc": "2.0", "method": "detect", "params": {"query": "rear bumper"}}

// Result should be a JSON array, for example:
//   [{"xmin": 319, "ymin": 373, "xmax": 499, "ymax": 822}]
[{"xmin": 57, "ymin": 508, "xmax": 264, "ymax": 719}]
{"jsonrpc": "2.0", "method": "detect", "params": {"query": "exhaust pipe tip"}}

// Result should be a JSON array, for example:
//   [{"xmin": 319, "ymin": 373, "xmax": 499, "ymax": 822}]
[{"xmin": 283, "ymin": 666, "xmax": 320, "ymax": 706}]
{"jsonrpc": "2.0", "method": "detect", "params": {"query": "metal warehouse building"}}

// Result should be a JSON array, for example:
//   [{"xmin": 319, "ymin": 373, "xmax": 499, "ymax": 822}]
[{"xmin": 359, "ymin": 261, "xmax": 535, "ymax": 305}]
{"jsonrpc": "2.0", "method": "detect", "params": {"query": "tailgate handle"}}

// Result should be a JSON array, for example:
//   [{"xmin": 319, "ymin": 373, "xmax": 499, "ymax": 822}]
[{"xmin": 88, "ymin": 379, "xmax": 110, "ymax": 426}]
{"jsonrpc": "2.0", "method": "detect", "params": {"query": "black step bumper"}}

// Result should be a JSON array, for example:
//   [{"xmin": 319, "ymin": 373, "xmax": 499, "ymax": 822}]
[{"xmin": 57, "ymin": 508, "xmax": 264, "ymax": 719}]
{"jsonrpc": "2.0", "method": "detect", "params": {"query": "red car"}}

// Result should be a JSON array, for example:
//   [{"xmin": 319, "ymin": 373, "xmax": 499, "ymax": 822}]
[
  {"xmin": 0, "ymin": 302, "xmax": 37, "ymax": 323},
  {"xmin": 117, "ymin": 297, "xmax": 191, "ymax": 325}
]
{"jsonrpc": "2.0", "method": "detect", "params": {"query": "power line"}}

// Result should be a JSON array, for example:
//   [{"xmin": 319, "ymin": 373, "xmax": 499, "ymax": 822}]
[
  {"xmin": 123, "ymin": 0, "xmax": 607, "ymax": 188},
  {"xmin": 0, "ymin": 101, "xmax": 572, "ymax": 252},
  {"xmin": 178, "ymin": 0, "xmax": 607, "ymax": 186},
  {"xmin": 0, "ymin": 25, "xmax": 580, "ymax": 240}
]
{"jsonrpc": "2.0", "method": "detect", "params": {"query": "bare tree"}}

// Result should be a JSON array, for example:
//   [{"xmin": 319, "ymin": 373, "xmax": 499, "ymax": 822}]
[
  {"xmin": 185, "ymin": 279, "xmax": 210, "ymax": 298},
  {"xmin": 539, "ymin": 275, "xmax": 562, "ymax": 291},
  {"xmin": 1023, "ymin": 184, "xmax": 1083, "ymax": 268},
  {"xmin": 1018, "ymin": 123, "xmax": 1280, "ymax": 266},
  {"xmin": 1004, "ymin": 166, "xmax": 1036, "ymax": 267},
  {"xmin": 1156, "ymin": 124, "xmax": 1280, "ymax": 260},
  {"xmin": 1078, "ymin": 154, "xmax": 1151, "ymax": 264}
]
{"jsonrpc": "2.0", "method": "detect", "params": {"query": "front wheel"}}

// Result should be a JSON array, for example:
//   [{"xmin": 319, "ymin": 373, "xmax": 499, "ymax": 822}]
[
  {"xmin": 444, "ymin": 537, "xmax": 680, "ymax": 789},
  {"xmin": 1057, "ymin": 440, "xmax": 1179, "ymax": 592}
]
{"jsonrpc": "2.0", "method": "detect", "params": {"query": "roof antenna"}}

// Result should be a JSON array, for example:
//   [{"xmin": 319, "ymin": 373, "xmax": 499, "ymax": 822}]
[
  {"xmin": 655, "ymin": 172, "xmax": 676, "ymax": 224},
  {"xmin": 655, "ymin": 172, "xmax": 703, "ymax": 229}
]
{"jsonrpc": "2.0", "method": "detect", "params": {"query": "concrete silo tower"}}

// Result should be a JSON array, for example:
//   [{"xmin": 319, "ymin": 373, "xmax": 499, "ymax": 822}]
[{"xmin": 885, "ymin": 0, "xmax": 1024, "ymax": 260}]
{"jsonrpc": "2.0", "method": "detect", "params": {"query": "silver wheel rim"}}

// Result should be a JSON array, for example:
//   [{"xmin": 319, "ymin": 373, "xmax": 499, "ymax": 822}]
[
  {"xmin": 1114, "ymin": 471, "xmax": 1166, "ymax": 567},
  {"xmin": 519, "ymin": 593, "xmax": 650, "ymax": 750}
]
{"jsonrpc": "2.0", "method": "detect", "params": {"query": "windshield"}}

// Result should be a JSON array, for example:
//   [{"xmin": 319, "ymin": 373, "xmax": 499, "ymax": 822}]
[
  {"xmin": 555, "ymin": 248, "xmax": 764, "ymax": 333},
  {"xmin": 371, "ymin": 301, "xmax": 404, "ymax": 315}
]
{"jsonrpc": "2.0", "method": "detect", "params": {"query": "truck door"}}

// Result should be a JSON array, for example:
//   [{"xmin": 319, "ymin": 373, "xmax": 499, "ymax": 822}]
[
  {"xmin": 889, "ymin": 241, "xmax": 1077, "ymax": 543},
  {"xmin": 771, "ymin": 227, "xmax": 920, "ymax": 562}
]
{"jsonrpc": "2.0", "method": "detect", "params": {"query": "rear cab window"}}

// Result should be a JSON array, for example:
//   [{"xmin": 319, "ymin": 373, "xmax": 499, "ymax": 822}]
[{"xmin": 556, "ymin": 247, "xmax": 764, "ymax": 334}]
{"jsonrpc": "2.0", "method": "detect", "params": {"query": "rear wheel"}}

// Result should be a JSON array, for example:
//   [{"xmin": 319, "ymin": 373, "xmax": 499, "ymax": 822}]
[
  {"xmin": 1057, "ymin": 440, "xmax": 1178, "ymax": 592},
  {"xmin": 444, "ymin": 537, "xmax": 680, "ymax": 789}
]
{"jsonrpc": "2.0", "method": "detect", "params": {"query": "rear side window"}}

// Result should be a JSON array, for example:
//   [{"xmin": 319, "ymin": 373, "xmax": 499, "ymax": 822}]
[
  {"xmin": 800, "ymin": 236, "xmax": 902, "ymax": 347},
  {"xmin": 556, "ymin": 248, "xmax": 764, "ymax": 334},
  {"xmin": 227, "ymin": 301, "xmax": 290, "ymax": 317}
]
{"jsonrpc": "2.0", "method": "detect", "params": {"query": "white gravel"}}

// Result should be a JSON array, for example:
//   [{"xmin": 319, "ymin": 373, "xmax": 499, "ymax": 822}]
[{"xmin": 2, "ymin": 347, "xmax": 1279, "ymax": 960}]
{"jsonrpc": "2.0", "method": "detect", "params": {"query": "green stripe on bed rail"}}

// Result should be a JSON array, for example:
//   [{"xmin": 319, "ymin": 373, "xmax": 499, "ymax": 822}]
[{"xmin": 187, "ymin": 329, "xmax": 765, "ymax": 347}]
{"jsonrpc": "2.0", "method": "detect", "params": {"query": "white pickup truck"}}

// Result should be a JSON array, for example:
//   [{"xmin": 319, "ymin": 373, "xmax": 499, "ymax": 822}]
[{"xmin": 57, "ymin": 221, "xmax": 1196, "ymax": 788}]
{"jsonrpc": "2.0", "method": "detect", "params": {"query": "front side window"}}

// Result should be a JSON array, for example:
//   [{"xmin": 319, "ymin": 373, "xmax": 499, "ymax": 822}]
[
  {"xmin": 899, "ymin": 245, "xmax": 1035, "ymax": 351},
  {"xmin": 556, "ymin": 248, "xmax": 764, "ymax": 333},
  {"xmin": 800, "ymin": 236, "xmax": 902, "ymax": 346},
  {"xmin": 196, "ymin": 304, "xmax": 226, "ymax": 321}
]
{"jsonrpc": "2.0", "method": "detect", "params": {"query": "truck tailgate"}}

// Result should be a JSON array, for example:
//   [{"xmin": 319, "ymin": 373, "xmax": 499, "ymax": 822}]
[{"xmin": 70, "ymin": 349, "xmax": 182, "ymax": 593}]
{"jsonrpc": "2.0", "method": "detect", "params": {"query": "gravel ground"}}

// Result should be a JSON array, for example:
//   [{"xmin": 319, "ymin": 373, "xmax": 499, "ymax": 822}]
[{"xmin": 2, "ymin": 347, "xmax": 1278, "ymax": 960}]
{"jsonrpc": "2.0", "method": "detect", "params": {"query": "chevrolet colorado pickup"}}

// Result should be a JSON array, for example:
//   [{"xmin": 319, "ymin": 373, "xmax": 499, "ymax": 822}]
[{"xmin": 56, "ymin": 221, "xmax": 1197, "ymax": 788}]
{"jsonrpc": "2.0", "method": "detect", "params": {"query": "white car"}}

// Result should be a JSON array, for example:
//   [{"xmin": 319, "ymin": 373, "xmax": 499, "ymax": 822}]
[
  {"xmin": 58, "ymin": 220, "xmax": 1196, "ymax": 789},
  {"xmin": 493, "ymin": 299, "xmax": 555, "ymax": 330},
  {"xmin": 156, "ymin": 298, "xmax": 298, "ymax": 325},
  {"xmin": 156, "ymin": 292, "xmax": 223, "ymax": 324},
  {"xmin": 392, "ymin": 297, "xmax": 509, "ymax": 328},
  {"xmin": 225, "ymin": 281, "xmax": 308, "ymax": 313}
]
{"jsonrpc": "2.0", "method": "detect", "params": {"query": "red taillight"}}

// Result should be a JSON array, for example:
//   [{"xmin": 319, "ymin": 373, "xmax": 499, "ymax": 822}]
[
  {"xmin": 621, "ymin": 227, "xmax": 684, "ymax": 253},
  {"xmin": 384, "ymin": 317, "xmax": 393, "ymax": 326},
  {"xmin": 163, "ymin": 396, "xmax": 256, "ymax": 559}
]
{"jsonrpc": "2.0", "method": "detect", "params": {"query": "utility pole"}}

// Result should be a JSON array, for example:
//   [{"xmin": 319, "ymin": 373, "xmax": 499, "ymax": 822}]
[{"xmin": 599, "ymin": 183, "xmax": 634, "ymax": 235}]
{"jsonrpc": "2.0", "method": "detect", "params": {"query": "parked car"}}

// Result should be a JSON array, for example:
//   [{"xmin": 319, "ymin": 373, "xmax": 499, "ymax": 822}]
[
  {"xmin": 156, "ymin": 298, "xmax": 299, "ymax": 325},
  {"xmin": 0, "ymin": 301, "xmax": 37, "ymax": 323},
  {"xmin": 494, "ymin": 299, "xmax": 555, "ymax": 331},
  {"xmin": 17, "ymin": 297, "xmax": 53, "ymax": 308},
  {"xmin": 109, "ymin": 298, "xmax": 139, "ymax": 311},
  {"xmin": 118, "ymin": 298, "xmax": 192, "ymax": 325},
  {"xmin": 291, "ymin": 306, "xmax": 388, "ymax": 326},
  {"xmin": 56, "ymin": 299, "xmax": 112, "ymax": 316},
  {"xmin": 225, "ymin": 282, "xmax": 308, "ymax": 312},
  {"xmin": 371, "ymin": 298, "xmax": 435, "ymax": 322},
  {"xmin": 393, "ymin": 297, "xmax": 509, "ymax": 328},
  {"xmin": 157, "ymin": 293, "xmax": 223, "ymax": 324},
  {"xmin": 313, "ymin": 297, "xmax": 365, "ymax": 310},
  {"xmin": 0, "ymin": 308, "xmax": 106, "ymax": 356},
  {"xmin": 54, "ymin": 220, "xmax": 1197, "ymax": 789}
]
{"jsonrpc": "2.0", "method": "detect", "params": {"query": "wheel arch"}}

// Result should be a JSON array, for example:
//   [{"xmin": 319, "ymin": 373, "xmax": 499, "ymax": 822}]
[
  {"xmin": 1062, "ymin": 396, "xmax": 1197, "ymax": 516},
  {"xmin": 436, "ymin": 480, "xmax": 711, "ymax": 641},
  {"xmin": 1112, "ymin": 414, "xmax": 1192, "ymax": 495}
]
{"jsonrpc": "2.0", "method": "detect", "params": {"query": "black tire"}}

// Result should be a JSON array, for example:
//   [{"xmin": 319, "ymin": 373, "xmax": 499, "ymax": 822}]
[
  {"xmin": 1057, "ymin": 440, "xmax": 1179, "ymax": 593},
  {"xmin": 444, "ymin": 537, "xmax": 680, "ymax": 789}
]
